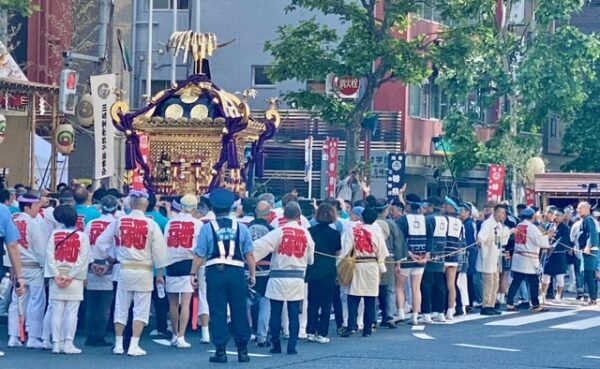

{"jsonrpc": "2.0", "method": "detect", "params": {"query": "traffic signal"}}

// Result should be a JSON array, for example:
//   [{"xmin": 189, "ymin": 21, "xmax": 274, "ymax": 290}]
[{"xmin": 59, "ymin": 69, "xmax": 78, "ymax": 115}]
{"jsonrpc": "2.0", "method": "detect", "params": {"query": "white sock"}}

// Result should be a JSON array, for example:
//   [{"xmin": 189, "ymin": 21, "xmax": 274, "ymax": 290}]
[
  {"xmin": 130, "ymin": 337, "xmax": 140, "ymax": 349},
  {"xmin": 202, "ymin": 326, "xmax": 210, "ymax": 339},
  {"xmin": 115, "ymin": 336, "xmax": 123, "ymax": 349}
]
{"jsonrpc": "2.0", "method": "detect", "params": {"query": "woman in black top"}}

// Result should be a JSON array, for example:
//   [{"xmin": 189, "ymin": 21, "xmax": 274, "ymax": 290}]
[{"xmin": 306, "ymin": 204, "xmax": 342, "ymax": 343}]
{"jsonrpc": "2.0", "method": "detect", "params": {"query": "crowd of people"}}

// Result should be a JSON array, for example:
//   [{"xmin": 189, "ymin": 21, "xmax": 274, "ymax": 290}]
[{"xmin": 0, "ymin": 182, "xmax": 599, "ymax": 362}]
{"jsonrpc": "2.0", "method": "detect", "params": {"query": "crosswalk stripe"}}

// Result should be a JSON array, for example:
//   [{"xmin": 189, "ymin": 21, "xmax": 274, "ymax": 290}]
[
  {"xmin": 485, "ymin": 311, "xmax": 578, "ymax": 326},
  {"xmin": 444, "ymin": 311, "xmax": 518, "ymax": 325},
  {"xmin": 551, "ymin": 316, "xmax": 600, "ymax": 330}
]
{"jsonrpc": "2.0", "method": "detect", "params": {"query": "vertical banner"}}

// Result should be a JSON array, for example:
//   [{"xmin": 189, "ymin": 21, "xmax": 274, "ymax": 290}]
[
  {"xmin": 304, "ymin": 136, "xmax": 314, "ymax": 198},
  {"xmin": 90, "ymin": 74, "xmax": 116, "ymax": 179},
  {"xmin": 323, "ymin": 137, "xmax": 339, "ymax": 198},
  {"xmin": 131, "ymin": 134, "xmax": 150, "ymax": 190},
  {"xmin": 387, "ymin": 153, "xmax": 406, "ymax": 201},
  {"xmin": 487, "ymin": 164, "xmax": 506, "ymax": 203},
  {"xmin": 525, "ymin": 188, "xmax": 536, "ymax": 206}
]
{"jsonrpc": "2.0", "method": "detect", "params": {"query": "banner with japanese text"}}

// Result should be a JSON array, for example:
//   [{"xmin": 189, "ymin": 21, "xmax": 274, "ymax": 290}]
[
  {"xmin": 487, "ymin": 164, "xmax": 506, "ymax": 203},
  {"xmin": 90, "ymin": 74, "xmax": 116, "ymax": 179},
  {"xmin": 387, "ymin": 153, "xmax": 406, "ymax": 201},
  {"xmin": 323, "ymin": 137, "xmax": 339, "ymax": 198}
]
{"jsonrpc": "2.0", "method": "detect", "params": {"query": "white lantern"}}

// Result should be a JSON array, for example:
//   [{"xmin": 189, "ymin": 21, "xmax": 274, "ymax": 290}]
[
  {"xmin": 55, "ymin": 123, "xmax": 75, "ymax": 155},
  {"xmin": 525, "ymin": 157, "xmax": 545, "ymax": 184}
]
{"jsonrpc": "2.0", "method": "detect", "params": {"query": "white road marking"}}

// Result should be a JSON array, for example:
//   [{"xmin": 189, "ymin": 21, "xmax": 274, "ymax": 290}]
[
  {"xmin": 551, "ymin": 316, "xmax": 600, "ymax": 330},
  {"xmin": 207, "ymin": 350, "xmax": 271, "ymax": 358},
  {"xmin": 412, "ymin": 332, "xmax": 435, "ymax": 340},
  {"xmin": 152, "ymin": 339, "xmax": 172, "ymax": 346},
  {"xmin": 454, "ymin": 343, "xmax": 521, "ymax": 352},
  {"xmin": 411, "ymin": 325, "xmax": 425, "ymax": 331},
  {"xmin": 444, "ymin": 311, "xmax": 518, "ymax": 325},
  {"xmin": 583, "ymin": 356, "xmax": 600, "ymax": 360},
  {"xmin": 485, "ymin": 311, "xmax": 577, "ymax": 326}
]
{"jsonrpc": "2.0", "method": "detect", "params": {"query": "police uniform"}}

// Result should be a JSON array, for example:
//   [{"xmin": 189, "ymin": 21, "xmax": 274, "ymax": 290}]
[{"xmin": 194, "ymin": 188, "xmax": 254, "ymax": 363}]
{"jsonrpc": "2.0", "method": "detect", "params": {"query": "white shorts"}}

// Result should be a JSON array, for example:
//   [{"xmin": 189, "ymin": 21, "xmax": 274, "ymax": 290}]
[
  {"xmin": 166, "ymin": 276, "xmax": 194, "ymax": 294},
  {"xmin": 542, "ymin": 274, "xmax": 565, "ymax": 287},
  {"xmin": 198, "ymin": 267, "xmax": 209, "ymax": 316},
  {"xmin": 114, "ymin": 287, "xmax": 152, "ymax": 325},
  {"xmin": 445, "ymin": 263, "xmax": 459, "ymax": 269},
  {"xmin": 400, "ymin": 267, "xmax": 425, "ymax": 277}
]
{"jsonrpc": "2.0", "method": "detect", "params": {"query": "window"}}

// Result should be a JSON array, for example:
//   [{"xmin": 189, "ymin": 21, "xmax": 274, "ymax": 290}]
[
  {"xmin": 409, "ymin": 80, "xmax": 446, "ymax": 120},
  {"xmin": 415, "ymin": 2, "xmax": 443, "ymax": 23},
  {"xmin": 252, "ymin": 66, "xmax": 275, "ymax": 87},
  {"xmin": 151, "ymin": 0, "xmax": 189, "ymax": 9}
]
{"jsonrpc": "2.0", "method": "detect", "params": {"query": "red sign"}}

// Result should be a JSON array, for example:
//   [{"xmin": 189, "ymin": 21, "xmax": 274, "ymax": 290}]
[
  {"xmin": 335, "ymin": 76, "xmax": 360, "ymax": 98},
  {"xmin": 525, "ymin": 188, "xmax": 536, "ymax": 207},
  {"xmin": 0, "ymin": 94, "xmax": 28, "ymax": 111},
  {"xmin": 487, "ymin": 164, "xmax": 506, "ymax": 203},
  {"xmin": 324, "ymin": 137, "xmax": 339, "ymax": 198},
  {"xmin": 132, "ymin": 134, "xmax": 150, "ymax": 190}
]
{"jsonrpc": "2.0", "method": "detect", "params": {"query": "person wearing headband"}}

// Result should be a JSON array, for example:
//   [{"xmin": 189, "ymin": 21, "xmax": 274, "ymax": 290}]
[
  {"xmin": 443, "ymin": 196, "xmax": 467, "ymax": 320},
  {"xmin": 397, "ymin": 193, "xmax": 430, "ymax": 325},
  {"xmin": 505, "ymin": 208, "xmax": 550, "ymax": 312},
  {"xmin": 541, "ymin": 209, "xmax": 570, "ymax": 303},
  {"xmin": 163, "ymin": 194, "xmax": 205, "ymax": 348},
  {"xmin": 44, "ymin": 205, "xmax": 91, "ymax": 354},
  {"xmin": 83, "ymin": 195, "xmax": 119, "ymax": 347},
  {"xmin": 95, "ymin": 189, "xmax": 170, "ymax": 356},
  {"xmin": 8, "ymin": 194, "xmax": 49, "ymax": 349},
  {"xmin": 373, "ymin": 198, "xmax": 405, "ymax": 327},
  {"xmin": 575, "ymin": 202, "xmax": 599, "ymax": 306}
]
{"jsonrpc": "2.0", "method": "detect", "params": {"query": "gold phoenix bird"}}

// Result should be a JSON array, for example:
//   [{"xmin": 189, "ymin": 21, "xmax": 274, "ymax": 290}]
[{"xmin": 167, "ymin": 31, "xmax": 235, "ymax": 63}]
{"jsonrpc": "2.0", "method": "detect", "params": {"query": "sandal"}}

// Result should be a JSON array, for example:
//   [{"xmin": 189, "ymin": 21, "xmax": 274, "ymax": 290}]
[{"xmin": 506, "ymin": 305, "xmax": 518, "ymax": 312}]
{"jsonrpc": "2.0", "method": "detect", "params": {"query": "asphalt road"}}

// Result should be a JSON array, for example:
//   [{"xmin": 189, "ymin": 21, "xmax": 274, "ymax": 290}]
[{"xmin": 2, "ymin": 299, "xmax": 599, "ymax": 369}]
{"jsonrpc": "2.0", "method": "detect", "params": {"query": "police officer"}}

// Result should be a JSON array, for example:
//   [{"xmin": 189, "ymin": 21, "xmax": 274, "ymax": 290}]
[{"xmin": 190, "ymin": 188, "xmax": 256, "ymax": 363}]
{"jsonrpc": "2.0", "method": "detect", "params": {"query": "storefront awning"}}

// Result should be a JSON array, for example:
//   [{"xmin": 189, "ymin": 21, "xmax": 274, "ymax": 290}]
[{"xmin": 535, "ymin": 173, "xmax": 600, "ymax": 194}]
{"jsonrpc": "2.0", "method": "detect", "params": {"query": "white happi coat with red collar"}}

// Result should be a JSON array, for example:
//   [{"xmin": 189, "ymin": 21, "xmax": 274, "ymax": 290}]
[
  {"xmin": 95, "ymin": 209, "xmax": 169, "ymax": 292},
  {"xmin": 85, "ymin": 214, "xmax": 117, "ymax": 291},
  {"xmin": 254, "ymin": 221, "xmax": 314, "ymax": 301},
  {"xmin": 44, "ymin": 228, "xmax": 91, "ymax": 300},
  {"xmin": 512, "ymin": 219, "xmax": 550, "ymax": 275},
  {"xmin": 12, "ymin": 212, "xmax": 49, "ymax": 284},
  {"xmin": 164, "ymin": 212, "xmax": 203, "ymax": 264},
  {"xmin": 342, "ymin": 223, "xmax": 388, "ymax": 297}
]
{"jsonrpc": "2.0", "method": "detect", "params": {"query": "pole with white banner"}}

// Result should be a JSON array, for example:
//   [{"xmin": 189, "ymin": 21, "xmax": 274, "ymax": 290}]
[
  {"xmin": 90, "ymin": 74, "xmax": 117, "ymax": 180},
  {"xmin": 304, "ymin": 135, "xmax": 314, "ymax": 198}
]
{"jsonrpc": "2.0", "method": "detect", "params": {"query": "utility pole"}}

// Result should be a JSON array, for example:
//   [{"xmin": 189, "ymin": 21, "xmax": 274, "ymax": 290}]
[
  {"xmin": 146, "ymin": 0, "xmax": 154, "ymax": 102},
  {"xmin": 171, "ymin": 0, "xmax": 178, "ymax": 84}
]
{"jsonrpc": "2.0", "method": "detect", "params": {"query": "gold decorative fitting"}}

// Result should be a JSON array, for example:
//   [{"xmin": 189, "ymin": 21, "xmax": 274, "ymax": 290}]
[
  {"xmin": 190, "ymin": 104, "xmax": 209, "ymax": 119},
  {"xmin": 111, "ymin": 101, "xmax": 129, "ymax": 124},
  {"xmin": 165, "ymin": 104, "xmax": 184, "ymax": 119}
]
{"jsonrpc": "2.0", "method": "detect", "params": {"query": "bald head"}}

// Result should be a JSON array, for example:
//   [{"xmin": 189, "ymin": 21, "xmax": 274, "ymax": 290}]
[
  {"xmin": 258, "ymin": 193, "xmax": 275, "ymax": 208},
  {"xmin": 577, "ymin": 201, "xmax": 591, "ymax": 217},
  {"xmin": 255, "ymin": 200, "xmax": 272, "ymax": 221}
]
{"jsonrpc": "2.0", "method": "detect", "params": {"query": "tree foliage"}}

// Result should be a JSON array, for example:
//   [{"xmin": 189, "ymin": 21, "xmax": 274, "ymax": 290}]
[
  {"xmin": 432, "ymin": 0, "xmax": 599, "ymax": 187},
  {"xmin": 264, "ymin": 0, "xmax": 430, "ymax": 173},
  {"xmin": 0, "ymin": 0, "xmax": 39, "ymax": 17}
]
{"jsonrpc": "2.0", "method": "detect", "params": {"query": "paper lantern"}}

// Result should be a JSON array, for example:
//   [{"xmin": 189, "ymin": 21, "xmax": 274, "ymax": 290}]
[
  {"xmin": 76, "ymin": 93, "xmax": 94, "ymax": 127},
  {"xmin": 55, "ymin": 123, "xmax": 75, "ymax": 154},
  {"xmin": 525, "ymin": 157, "xmax": 545, "ymax": 184},
  {"xmin": 0, "ymin": 114, "xmax": 5, "ymax": 145}
]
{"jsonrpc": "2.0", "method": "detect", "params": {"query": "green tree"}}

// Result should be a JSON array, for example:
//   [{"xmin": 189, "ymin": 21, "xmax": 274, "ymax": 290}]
[
  {"xmin": 0, "ymin": 0, "xmax": 39, "ymax": 17},
  {"xmin": 264, "ymin": 0, "xmax": 430, "ymax": 173},
  {"xmin": 432, "ymin": 0, "xmax": 599, "ymax": 193},
  {"xmin": 561, "ymin": 58, "xmax": 600, "ymax": 172}
]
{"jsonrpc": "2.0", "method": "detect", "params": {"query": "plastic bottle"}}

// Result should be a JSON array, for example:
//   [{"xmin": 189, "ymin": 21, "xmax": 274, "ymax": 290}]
[
  {"xmin": 157, "ymin": 283, "xmax": 166, "ymax": 299},
  {"xmin": 0, "ymin": 273, "xmax": 12, "ymax": 300}
]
